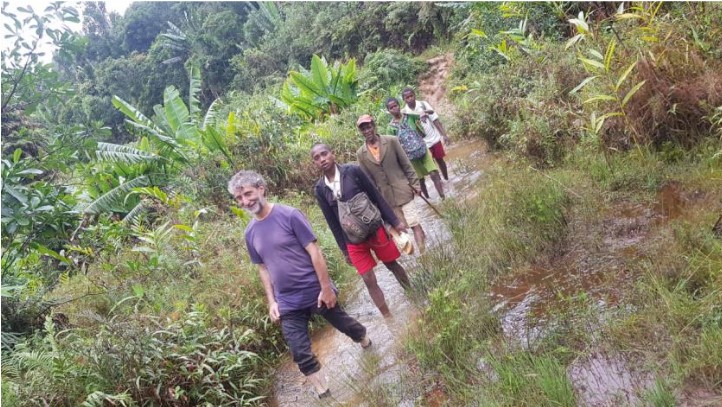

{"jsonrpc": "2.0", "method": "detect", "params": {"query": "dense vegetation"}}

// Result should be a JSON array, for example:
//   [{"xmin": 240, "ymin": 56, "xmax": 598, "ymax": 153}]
[{"xmin": 2, "ymin": 2, "xmax": 720, "ymax": 405}]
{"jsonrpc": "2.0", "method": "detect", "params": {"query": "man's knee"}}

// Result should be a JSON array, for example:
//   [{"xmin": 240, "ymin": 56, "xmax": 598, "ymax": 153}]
[{"xmin": 361, "ymin": 271, "xmax": 378, "ymax": 285}]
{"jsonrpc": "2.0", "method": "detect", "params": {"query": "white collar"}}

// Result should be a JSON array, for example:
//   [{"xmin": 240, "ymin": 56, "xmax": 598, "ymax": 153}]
[{"xmin": 324, "ymin": 165, "xmax": 341, "ymax": 198}]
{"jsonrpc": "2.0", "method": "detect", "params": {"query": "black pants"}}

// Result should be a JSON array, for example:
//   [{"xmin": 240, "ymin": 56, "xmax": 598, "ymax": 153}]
[{"xmin": 280, "ymin": 303, "xmax": 367, "ymax": 375}]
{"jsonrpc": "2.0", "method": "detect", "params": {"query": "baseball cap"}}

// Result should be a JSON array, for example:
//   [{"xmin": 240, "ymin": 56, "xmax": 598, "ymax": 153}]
[{"xmin": 356, "ymin": 114, "xmax": 374, "ymax": 128}]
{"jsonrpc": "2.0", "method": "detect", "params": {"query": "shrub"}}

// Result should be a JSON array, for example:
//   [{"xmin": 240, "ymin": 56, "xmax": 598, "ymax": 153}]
[
  {"xmin": 358, "ymin": 49, "xmax": 428, "ymax": 93},
  {"xmin": 2, "ymin": 308, "xmax": 267, "ymax": 406}
]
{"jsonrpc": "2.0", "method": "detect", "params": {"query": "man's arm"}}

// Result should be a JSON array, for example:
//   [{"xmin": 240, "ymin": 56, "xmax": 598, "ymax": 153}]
[
  {"xmin": 423, "ymin": 101, "xmax": 450, "ymax": 142},
  {"xmin": 390, "ymin": 137, "xmax": 420, "ymax": 190},
  {"xmin": 257, "ymin": 264, "xmax": 280, "ymax": 322},
  {"xmin": 304, "ymin": 241, "xmax": 337, "ymax": 309}
]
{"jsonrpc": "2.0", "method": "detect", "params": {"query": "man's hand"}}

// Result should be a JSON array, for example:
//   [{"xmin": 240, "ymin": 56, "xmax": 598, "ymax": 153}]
[
  {"xmin": 317, "ymin": 287, "xmax": 337, "ymax": 309},
  {"xmin": 394, "ymin": 221, "xmax": 408, "ymax": 234},
  {"xmin": 268, "ymin": 301, "xmax": 280, "ymax": 323}
]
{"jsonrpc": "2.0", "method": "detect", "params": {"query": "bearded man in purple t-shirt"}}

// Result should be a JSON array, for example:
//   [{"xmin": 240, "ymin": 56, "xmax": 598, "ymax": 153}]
[{"xmin": 228, "ymin": 170, "xmax": 370, "ymax": 399}]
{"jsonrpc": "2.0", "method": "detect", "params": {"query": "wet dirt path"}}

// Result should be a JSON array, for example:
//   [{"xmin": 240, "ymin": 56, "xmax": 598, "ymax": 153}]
[
  {"xmin": 269, "ymin": 54, "xmax": 486, "ymax": 406},
  {"xmin": 269, "ymin": 51, "xmax": 722, "ymax": 406},
  {"xmin": 269, "ymin": 139, "xmax": 489, "ymax": 407}
]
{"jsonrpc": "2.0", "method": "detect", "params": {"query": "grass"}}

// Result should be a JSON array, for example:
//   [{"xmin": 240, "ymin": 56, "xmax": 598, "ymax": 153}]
[{"xmin": 355, "ymin": 142, "xmax": 722, "ymax": 406}]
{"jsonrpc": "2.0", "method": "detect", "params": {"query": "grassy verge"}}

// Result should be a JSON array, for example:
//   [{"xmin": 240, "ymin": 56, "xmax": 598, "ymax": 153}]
[
  {"xmin": 2, "ymin": 192, "xmax": 356, "ymax": 406},
  {"xmin": 360, "ymin": 143, "xmax": 721, "ymax": 406}
]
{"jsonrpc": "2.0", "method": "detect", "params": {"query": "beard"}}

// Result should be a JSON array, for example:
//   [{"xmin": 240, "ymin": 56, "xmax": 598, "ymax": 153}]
[{"xmin": 244, "ymin": 197, "xmax": 266, "ymax": 216}]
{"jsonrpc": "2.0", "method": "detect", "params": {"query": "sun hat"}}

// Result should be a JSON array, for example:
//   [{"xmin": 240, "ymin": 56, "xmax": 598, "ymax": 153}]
[
  {"xmin": 392, "ymin": 230, "xmax": 414, "ymax": 255},
  {"xmin": 356, "ymin": 114, "xmax": 374, "ymax": 128}
]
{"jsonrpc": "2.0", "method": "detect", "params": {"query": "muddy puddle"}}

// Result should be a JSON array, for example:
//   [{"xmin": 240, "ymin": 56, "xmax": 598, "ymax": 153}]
[
  {"xmin": 269, "ymin": 139, "xmax": 488, "ymax": 406},
  {"xmin": 489, "ymin": 180, "xmax": 702, "ymax": 405}
]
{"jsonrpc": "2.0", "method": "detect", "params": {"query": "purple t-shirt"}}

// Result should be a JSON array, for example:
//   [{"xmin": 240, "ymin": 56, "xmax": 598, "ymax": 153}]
[{"xmin": 245, "ymin": 204, "xmax": 326, "ymax": 313}]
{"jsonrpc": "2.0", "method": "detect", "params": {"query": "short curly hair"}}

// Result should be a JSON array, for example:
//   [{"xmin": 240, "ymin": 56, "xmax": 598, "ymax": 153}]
[{"xmin": 227, "ymin": 170, "xmax": 267, "ymax": 195}]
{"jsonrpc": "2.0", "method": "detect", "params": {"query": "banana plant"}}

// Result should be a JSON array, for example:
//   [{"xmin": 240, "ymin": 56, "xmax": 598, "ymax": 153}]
[
  {"xmin": 85, "ymin": 63, "xmax": 232, "ymax": 217},
  {"xmin": 280, "ymin": 54, "xmax": 358, "ymax": 121}
]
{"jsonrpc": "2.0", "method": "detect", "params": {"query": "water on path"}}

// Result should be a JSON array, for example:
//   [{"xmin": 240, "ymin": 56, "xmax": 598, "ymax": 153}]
[{"xmin": 269, "ymin": 139, "xmax": 488, "ymax": 406}]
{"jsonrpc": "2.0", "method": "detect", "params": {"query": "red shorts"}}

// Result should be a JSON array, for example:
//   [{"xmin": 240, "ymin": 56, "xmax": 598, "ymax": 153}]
[
  {"xmin": 429, "ymin": 141, "xmax": 446, "ymax": 160},
  {"xmin": 346, "ymin": 226, "xmax": 401, "ymax": 275}
]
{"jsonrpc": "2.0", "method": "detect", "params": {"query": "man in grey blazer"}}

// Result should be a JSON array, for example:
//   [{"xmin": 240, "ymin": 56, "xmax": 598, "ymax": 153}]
[{"xmin": 355, "ymin": 114, "xmax": 428, "ymax": 253}]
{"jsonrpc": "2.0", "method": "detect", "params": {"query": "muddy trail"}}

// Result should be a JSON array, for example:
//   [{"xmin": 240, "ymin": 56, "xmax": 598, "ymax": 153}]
[
  {"xmin": 269, "ymin": 54, "xmax": 479, "ymax": 406},
  {"xmin": 270, "ymin": 54, "xmax": 720, "ymax": 406}
]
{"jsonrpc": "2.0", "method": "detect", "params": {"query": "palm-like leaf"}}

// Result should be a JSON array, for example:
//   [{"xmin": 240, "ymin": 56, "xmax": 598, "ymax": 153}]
[
  {"xmin": 163, "ymin": 86, "xmax": 190, "ymax": 133},
  {"xmin": 201, "ymin": 126, "xmax": 234, "ymax": 164},
  {"xmin": 281, "ymin": 55, "xmax": 358, "ymax": 120},
  {"xmin": 311, "ymin": 55, "xmax": 330, "ymax": 91},
  {"xmin": 202, "ymin": 98, "xmax": 221, "ymax": 130},
  {"xmin": 84, "ymin": 175, "xmax": 149, "ymax": 214},
  {"xmin": 112, "ymin": 96, "xmax": 161, "ymax": 133},
  {"xmin": 189, "ymin": 64, "xmax": 202, "ymax": 122},
  {"xmin": 122, "ymin": 201, "xmax": 145, "ymax": 224},
  {"xmin": 289, "ymin": 71, "xmax": 325, "ymax": 98},
  {"xmin": 96, "ymin": 143, "xmax": 162, "ymax": 165}
]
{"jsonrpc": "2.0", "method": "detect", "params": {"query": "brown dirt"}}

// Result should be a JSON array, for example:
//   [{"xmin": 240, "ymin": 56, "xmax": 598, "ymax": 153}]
[{"xmin": 417, "ymin": 53, "xmax": 456, "ymax": 123}]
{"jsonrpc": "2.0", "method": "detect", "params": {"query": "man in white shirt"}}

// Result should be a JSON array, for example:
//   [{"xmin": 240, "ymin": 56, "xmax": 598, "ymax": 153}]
[{"xmin": 401, "ymin": 88, "xmax": 450, "ymax": 186}]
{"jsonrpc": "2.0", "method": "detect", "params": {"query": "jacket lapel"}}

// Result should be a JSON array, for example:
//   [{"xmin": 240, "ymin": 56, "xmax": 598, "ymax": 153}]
[{"xmin": 378, "ymin": 136, "xmax": 388, "ymax": 164}]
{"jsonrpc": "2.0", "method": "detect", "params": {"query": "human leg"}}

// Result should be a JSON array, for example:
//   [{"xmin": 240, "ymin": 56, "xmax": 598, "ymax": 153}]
[
  {"xmin": 367, "ymin": 227, "xmax": 410, "ymax": 289},
  {"xmin": 347, "ymin": 241, "xmax": 390, "ymax": 316},
  {"xmin": 382, "ymin": 260, "xmax": 410, "ymax": 289},
  {"xmin": 401, "ymin": 200, "xmax": 426, "ymax": 253},
  {"xmin": 317, "ymin": 304, "xmax": 367, "ymax": 343},
  {"xmin": 361, "ymin": 270, "xmax": 391, "ymax": 317},
  {"xmin": 280, "ymin": 309, "xmax": 321, "ymax": 376},
  {"xmin": 419, "ymin": 177, "xmax": 430, "ymax": 199},
  {"xmin": 435, "ymin": 158, "xmax": 449, "ymax": 180},
  {"xmin": 429, "ymin": 170, "xmax": 445, "ymax": 199},
  {"xmin": 429, "ymin": 142, "xmax": 448, "ymax": 181},
  {"xmin": 411, "ymin": 225, "xmax": 426, "ymax": 254}
]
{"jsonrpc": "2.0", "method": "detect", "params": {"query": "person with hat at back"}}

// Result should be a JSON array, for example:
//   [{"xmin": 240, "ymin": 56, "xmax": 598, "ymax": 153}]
[
  {"xmin": 401, "ymin": 88, "xmax": 451, "ymax": 183},
  {"xmin": 355, "ymin": 114, "xmax": 429, "ymax": 253},
  {"xmin": 386, "ymin": 96, "xmax": 445, "ymax": 201},
  {"xmin": 311, "ymin": 143, "xmax": 411, "ymax": 318},
  {"xmin": 228, "ymin": 170, "xmax": 370, "ymax": 399}
]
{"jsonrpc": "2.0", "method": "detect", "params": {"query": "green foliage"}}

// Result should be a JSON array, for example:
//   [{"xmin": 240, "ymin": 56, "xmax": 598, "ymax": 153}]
[
  {"xmin": 642, "ymin": 378, "xmax": 677, "ymax": 407},
  {"xmin": 451, "ymin": 42, "xmax": 584, "ymax": 167},
  {"xmin": 86, "ymin": 63, "xmax": 232, "ymax": 216},
  {"xmin": 232, "ymin": 2, "xmax": 455, "ymax": 92},
  {"xmin": 358, "ymin": 49, "xmax": 428, "ymax": 93},
  {"xmin": 280, "ymin": 55, "xmax": 358, "ymax": 121},
  {"xmin": 2, "ymin": 308, "xmax": 265, "ymax": 406},
  {"xmin": 453, "ymin": 2, "xmax": 565, "ymax": 80},
  {"xmin": 566, "ymin": 2, "xmax": 722, "ymax": 150},
  {"xmin": 486, "ymin": 351, "xmax": 576, "ymax": 406}
]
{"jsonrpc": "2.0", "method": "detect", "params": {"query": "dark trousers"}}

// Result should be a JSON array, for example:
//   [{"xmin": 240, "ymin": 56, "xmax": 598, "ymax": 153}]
[{"xmin": 280, "ymin": 304, "xmax": 367, "ymax": 376}]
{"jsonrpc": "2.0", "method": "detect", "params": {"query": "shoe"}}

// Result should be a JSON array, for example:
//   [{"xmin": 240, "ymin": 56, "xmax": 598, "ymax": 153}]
[
  {"xmin": 307, "ymin": 371, "xmax": 329, "ymax": 398},
  {"xmin": 360, "ymin": 336, "xmax": 372, "ymax": 349}
]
